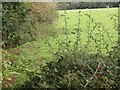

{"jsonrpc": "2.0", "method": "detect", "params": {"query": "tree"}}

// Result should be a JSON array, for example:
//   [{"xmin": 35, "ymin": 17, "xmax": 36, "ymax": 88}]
[{"xmin": 57, "ymin": 2, "xmax": 119, "ymax": 10}]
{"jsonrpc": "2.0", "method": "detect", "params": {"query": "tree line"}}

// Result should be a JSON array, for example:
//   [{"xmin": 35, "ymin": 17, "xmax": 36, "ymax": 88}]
[{"xmin": 57, "ymin": 2, "xmax": 119, "ymax": 10}]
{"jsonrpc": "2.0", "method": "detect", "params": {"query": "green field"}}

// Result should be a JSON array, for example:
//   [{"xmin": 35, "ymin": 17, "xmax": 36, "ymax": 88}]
[
  {"xmin": 57, "ymin": 8, "xmax": 118, "ymax": 53},
  {"xmin": 12, "ymin": 8, "xmax": 118, "ymax": 64},
  {"xmin": 58, "ymin": 8, "xmax": 118, "ymax": 31}
]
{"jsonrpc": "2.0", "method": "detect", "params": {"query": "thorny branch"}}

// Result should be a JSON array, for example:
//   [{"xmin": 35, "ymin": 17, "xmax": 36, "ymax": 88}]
[{"xmin": 84, "ymin": 61, "xmax": 101, "ymax": 87}]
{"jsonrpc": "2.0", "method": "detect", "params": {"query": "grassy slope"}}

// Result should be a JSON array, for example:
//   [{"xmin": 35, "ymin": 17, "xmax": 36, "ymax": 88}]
[{"xmin": 12, "ymin": 8, "xmax": 118, "ymax": 63}]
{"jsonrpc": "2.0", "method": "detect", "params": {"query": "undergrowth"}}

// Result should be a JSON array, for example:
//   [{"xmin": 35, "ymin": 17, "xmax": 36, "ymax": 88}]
[
  {"xmin": 2, "ymin": 8, "xmax": 119, "ymax": 89},
  {"xmin": 16, "ymin": 9, "xmax": 119, "ymax": 88}
]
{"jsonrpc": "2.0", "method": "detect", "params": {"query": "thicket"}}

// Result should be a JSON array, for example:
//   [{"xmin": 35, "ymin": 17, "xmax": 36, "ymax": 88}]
[
  {"xmin": 2, "ymin": 2, "xmax": 30, "ymax": 48},
  {"xmin": 2, "ymin": 2, "xmax": 58, "ymax": 49},
  {"xmin": 2, "ymin": 2, "xmax": 58, "ymax": 88}
]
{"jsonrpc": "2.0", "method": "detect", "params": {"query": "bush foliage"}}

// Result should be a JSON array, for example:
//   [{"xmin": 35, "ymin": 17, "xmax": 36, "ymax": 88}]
[
  {"xmin": 2, "ymin": 2, "xmax": 58, "ymax": 49},
  {"xmin": 26, "ymin": 51, "xmax": 118, "ymax": 88},
  {"xmin": 2, "ymin": 2, "xmax": 31, "ymax": 48}
]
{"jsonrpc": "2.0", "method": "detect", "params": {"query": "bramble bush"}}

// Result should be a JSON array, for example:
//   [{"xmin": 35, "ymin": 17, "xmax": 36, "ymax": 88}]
[
  {"xmin": 19, "ymin": 11, "xmax": 119, "ymax": 88},
  {"xmin": 22, "ymin": 45, "xmax": 118, "ymax": 88}
]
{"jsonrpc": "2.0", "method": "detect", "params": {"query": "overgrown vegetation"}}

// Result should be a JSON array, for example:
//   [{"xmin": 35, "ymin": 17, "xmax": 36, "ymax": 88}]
[
  {"xmin": 2, "ymin": 2, "xmax": 58, "ymax": 49},
  {"xmin": 2, "ymin": 2, "xmax": 58, "ymax": 88},
  {"xmin": 2, "ymin": 2, "xmax": 30, "ymax": 48},
  {"xmin": 1, "ymin": 2, "xmax": 119, "ymax": 89},
  {"xmin": 19, "ymin": 9, "xmax": 119, "ymax": 88}
]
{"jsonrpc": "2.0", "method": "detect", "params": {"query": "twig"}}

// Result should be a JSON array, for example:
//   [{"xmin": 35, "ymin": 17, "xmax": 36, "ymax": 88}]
[{"xmin": 84, "ymin": 61, "xmax": 101, "ymax": 87}]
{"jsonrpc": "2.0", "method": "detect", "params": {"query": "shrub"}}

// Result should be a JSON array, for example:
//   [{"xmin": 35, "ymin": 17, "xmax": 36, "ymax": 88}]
[
  {"xmin": 2, "ymin": 50, "xmax": 17, "ymax": 88},
  {"xmin": 2, "ymin": 2, "xmax": 58, "ymax": 49},
  {"xmin": 30, "ymin": 2, "xmax": 58, "ymax": 24},
  {"xmin": 22, "ymin": 10, "xmax": 118, "ymax": 88},
  {"xmin": 2, "ymin": 47, "xmax": 40, "ymax": 88},
  {"xmin": 2, "ymin": 2, "xmax": 31, "ymax": 49},
  {"xmin": 24, "ymin": 49, "xmax": 117, "ymax": 88},
  {"xmin": 27, "ymin": 2, "xmax": 58, "ymax": 39}
]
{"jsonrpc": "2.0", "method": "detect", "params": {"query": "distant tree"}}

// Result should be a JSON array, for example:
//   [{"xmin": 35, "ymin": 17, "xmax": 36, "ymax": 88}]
[
  {"xmin": 68, "ymin": 2, "xmax": 80, "ymax": 9},
  {"xmin": 57, "ymin": 2, "xmax": 68, "ymax": 10},
  {"xmin": 57, "ymin": 2, "xmax": 119, "ymax": 10}
]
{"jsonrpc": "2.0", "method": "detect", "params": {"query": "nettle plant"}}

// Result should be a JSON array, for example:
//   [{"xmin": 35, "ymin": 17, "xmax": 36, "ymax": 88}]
[{"xmin": 26, "ymin": 10, "xmax": 118, "ymax": 88}]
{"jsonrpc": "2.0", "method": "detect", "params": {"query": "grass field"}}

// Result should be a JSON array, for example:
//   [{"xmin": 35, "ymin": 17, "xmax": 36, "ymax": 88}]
[
  {"xmin": 58, "ymin": 8, "xmax": 118, "ymax": 31},
  {"xmin": 57, "ymin": 8, "xmax": 118, "ymax": 53},
  {"xmin": 10, "ymin": 8, "xmax": 118, "ymax": 64}
]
